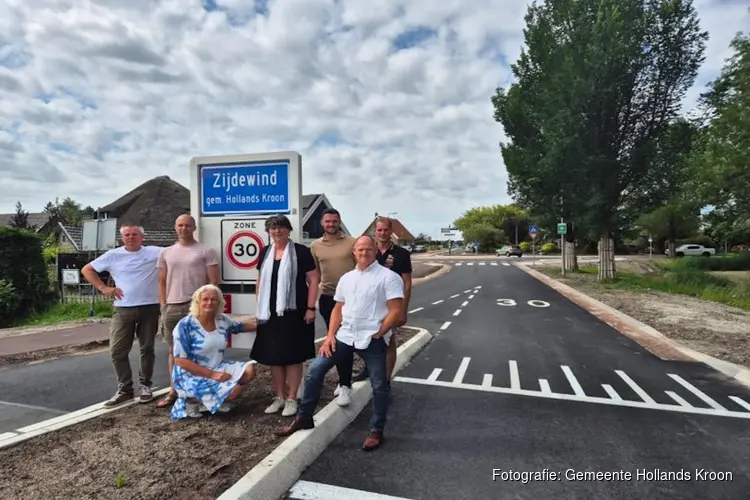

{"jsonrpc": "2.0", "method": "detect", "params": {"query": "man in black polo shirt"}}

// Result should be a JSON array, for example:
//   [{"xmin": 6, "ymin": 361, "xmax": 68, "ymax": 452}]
[{"xmin": 354, "ymin": 217, "xmax": 413, "ymax": 382}]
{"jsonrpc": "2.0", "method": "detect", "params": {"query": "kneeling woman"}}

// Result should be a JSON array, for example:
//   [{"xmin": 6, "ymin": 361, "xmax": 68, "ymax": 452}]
[{"xmin": 170, "ymin": 284, "xmax": 258, "ymax": 419}]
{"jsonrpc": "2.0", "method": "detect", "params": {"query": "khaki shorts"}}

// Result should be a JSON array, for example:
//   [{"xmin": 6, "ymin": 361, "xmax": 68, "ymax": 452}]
[{"xmin": 160, "ymin": 302, "xmax": 191, "ymax": 346}]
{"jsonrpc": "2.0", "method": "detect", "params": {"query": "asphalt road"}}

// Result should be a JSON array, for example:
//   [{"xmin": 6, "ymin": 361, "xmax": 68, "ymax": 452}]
[
  {"xmin": 289, "ymin": 262, "xmax": 750, "ymax": 499},
  {"xmin": 0, "ymin": 265, "xmax": 455, "ymax": 435}
]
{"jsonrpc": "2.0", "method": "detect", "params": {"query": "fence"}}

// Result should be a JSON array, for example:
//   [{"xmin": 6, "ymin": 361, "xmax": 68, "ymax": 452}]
[{"xmin": 53, "ymin": 253, "xmax": 114, "ymax": 305}]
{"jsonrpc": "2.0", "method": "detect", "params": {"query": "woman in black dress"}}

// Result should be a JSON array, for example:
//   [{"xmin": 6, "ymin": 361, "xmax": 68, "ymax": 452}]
[{"xmin": 253, "ymin": 215, "xmax": 320, "ymax": 417}]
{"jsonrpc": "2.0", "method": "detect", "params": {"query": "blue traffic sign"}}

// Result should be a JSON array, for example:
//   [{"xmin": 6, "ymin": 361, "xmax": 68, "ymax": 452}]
[
  {"xmin": 473, "ymin": 241, "xmax": 479, "ymax": 248},
  {"xmin": 200, "ymin": 161, "xmax": 290, "ymax": 215},
  {"xmin": 528, "ymin": 224, "xmax": 539, "ymax": 233}
]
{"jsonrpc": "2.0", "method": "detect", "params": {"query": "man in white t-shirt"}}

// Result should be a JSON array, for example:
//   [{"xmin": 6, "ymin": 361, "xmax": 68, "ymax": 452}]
[
  {"xmin": 276, "ymin": 235, "xmax": 404, "ymax": 451},
  {"xmin": 155, "ymin": 214, "xmax": 220, "ymax": 409},
  {"xmin": 81, "ymin": 225, "xmax": 162, "ymax": 408}
]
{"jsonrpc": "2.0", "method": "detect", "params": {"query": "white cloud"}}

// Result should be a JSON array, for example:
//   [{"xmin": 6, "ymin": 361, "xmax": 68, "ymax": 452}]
[{"xmin": 0, "ymin": 0, "xmax": 746, "ymax": 239}]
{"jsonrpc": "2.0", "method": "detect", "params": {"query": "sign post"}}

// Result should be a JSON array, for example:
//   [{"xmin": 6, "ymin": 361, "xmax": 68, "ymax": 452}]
[
  {"xmin": 441, "ymin": 226, "xmax": 456, "ymax": 254},
  {"xmin": 189, "ymin": 151, "xmax": 302, "ymax": 349},
  {"xmin": 557, "ymin": 221, "xmax": 567, "ymax": 276},
  {"xmin": 649, "ymin": 235, "xmax": 653, "ymax": 258},
  {"xmin": 528, "ymin": 224, "xmax": 539, "ymax": 266}
]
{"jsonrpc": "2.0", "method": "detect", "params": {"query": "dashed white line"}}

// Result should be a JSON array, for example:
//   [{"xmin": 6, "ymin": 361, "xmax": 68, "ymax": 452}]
[
  {"xmin": 539, "ymin": 378, "xmax": 551, "ymax": 395},
  {"xmin": 668, "ymin": 374, "xmax": 726, "ymax": 410},
  {"xmin": 467, "ymin": 263, "xmax": 474, "ymax": 266},
  {"xmin": 602, "ymin": 384, "xmax": 622, "ymax": 401},
  {"xmin": 468, "ymin": 294, "xmax": 475, "ymax": 299},
  {"xmin": 464, "ymin": 289, "xmax": 471, "ymax": 293},
  {"xmin": 461, "ymin": 301, "xmax": 469, "ymax": 307},
  {"xmin": 440, "ymin": 321, "xmax": 451, "ymax": 330},
  {"xmin": 450, "ymin": 294, "xmax": 460, "ymax": 298},
  {"xmin": 453, "ymin": 309, "xmax": 462, "ymax": 316},
  {"xmin": 479, "ymin": 262, "xmax": 486, "ymax": 266},
  {"xmin": 455, "ymin": 263, "xmax": 463, "ymax": 266},
  {"xmin": 502, "ymin": 263, "xmax": 511, "ymax": 266},
  {"xmin": 616, "ymin": 370, "xmax": 656, "ymax": 404},
  {"xmin": 453, "ymin": 357, "xmax": 471, "ymax": 384},
  {"xmin": 408, "ymin": 307, "xmax": 424, "ymax": 313},
  {"xmin": 432, "ymin": 300, "xmax": 444, "ymax": 305},
  {"xmin": 427, "ymin": 368, "xmax": 443, "ymax": 382},
  {"xmin": 561, "ymin": 365, "xmax": 585, "ymax": 397},
  {"xmin": 509, "ymin": 360, "xmax": 520, "ymax": 390},
  {"xmin": 475, "ymin": 285, "xmax": 482, "ymax": 289},
  {"xmin": 491, "ymin": 262, "xmax": 498, "ymax": 266}
]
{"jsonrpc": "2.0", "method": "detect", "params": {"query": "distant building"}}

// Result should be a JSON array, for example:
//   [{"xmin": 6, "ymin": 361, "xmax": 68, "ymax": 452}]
[
  {"xmin": 300, "ymin": 193, "xmax": 351, "ymax": 245},
  {"xmin": 0, "ymin": 211, "xmax": 66, "ymax": 235},
  {"xmin": 361, "ymin": 215, "xmax": 416, "ymax": 247}
]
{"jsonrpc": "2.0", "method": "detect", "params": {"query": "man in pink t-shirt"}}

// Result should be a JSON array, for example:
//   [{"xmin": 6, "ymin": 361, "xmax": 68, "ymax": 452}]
[{"xmin": 155, "ymin": 214, "xmax": 220, "ymax": 408}]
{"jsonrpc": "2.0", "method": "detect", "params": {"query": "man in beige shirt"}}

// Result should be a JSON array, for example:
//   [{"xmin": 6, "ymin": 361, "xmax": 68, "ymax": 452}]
[
  {"xmin": 310, "ymin": 208, "xmax": 356, "ymax": 405},
  {"xmin": 155, "ymin": 214, "xmax": 220, "ymax": 409}
]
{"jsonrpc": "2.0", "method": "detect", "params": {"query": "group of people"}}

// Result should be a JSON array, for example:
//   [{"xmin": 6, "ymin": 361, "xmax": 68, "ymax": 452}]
[{"xmin": 80, "ymin": 209, "xmax": 413, "ymax": 451}]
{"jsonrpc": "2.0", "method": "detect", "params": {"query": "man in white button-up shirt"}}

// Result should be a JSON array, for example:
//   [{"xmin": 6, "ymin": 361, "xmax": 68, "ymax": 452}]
[{"xmin": 276, "ymin": 235, "xmax": 404, "ymax": 451}]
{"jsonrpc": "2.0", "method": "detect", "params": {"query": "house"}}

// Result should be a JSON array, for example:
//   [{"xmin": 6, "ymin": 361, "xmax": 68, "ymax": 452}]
[
  {"xmin": 0, "ymin": 212, "xmax": 66, "ymax": 236},
  {"xmin": 58, "ymin": 176, "xmax": 347, "ymax": 250},
  {"xmin": 59, "ymin": 175, "xmax": 191, "ymax": 251},
  {"xmin": 361, "ymin": 214, "xmax": 416, "ymax": 247},
  {"xmin": 300, "ymin": 193, "xmax": 352, "ymax": 245}
]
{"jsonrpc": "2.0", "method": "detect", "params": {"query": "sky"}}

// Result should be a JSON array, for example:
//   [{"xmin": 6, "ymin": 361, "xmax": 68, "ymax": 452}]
[{"xmin": 0, "ymin": 0, "xmax": 748, "ymax": 240}]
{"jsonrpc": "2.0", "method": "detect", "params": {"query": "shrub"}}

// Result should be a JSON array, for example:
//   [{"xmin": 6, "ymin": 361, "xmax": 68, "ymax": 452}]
[
  {"xmin": 0, "ymin": 227, "xmax": 55, "ymax": 326},
  {"xmin": 668, "ymin": 252, "xmax": 750, "ymax": 272},
  {"xmin": 519, "ymin": 241, "xmax": 531, "ymax": 252},
  {"xmin": 0, "ymin": 279, "xmax": 19, "ymax": 327},
  {"xmin": 541, "ymin": 242, "xmax": 558, "ymax": 254}
]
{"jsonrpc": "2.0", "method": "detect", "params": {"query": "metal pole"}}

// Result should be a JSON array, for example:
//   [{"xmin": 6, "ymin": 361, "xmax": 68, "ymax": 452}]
[{"xmin": 560, "ymin": 217, "xmax": 565, "ymax": 277}]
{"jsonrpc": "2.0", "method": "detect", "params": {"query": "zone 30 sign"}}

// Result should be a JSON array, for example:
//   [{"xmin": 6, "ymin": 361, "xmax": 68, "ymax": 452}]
[{"xmin": 220, "ymin": 218, "xmax": 270, "ymax": 283}]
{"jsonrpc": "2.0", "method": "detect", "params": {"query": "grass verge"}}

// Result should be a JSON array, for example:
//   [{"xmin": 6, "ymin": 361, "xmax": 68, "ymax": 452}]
[
  {"xmin": 18, "ymin": 301, "xmax": 114, "ymax": 327},
  {"xmin": 543, "ymin": 263, "xmax": 750, "ymax": 311}
]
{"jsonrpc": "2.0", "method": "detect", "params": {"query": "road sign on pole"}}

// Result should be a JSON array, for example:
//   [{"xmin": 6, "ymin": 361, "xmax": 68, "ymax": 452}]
[
  {"xmin": 528, "ymin": 224, "xmax": 539, "ymax": 239},
  {"xmin": 557, "ymin": 223, "xmax": 567, "ymax": 235}
]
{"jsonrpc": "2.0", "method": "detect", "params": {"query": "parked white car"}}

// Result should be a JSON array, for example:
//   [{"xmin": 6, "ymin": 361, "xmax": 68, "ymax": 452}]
[{"xmin": 664, "ymin": 244, "xmax": 716, "ymax": 257}]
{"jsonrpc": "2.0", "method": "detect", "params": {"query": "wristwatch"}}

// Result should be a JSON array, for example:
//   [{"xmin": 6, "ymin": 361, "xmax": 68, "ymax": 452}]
[{"xmin": 307, "ymin": 306, "xmax": 316, "ymax": 311}]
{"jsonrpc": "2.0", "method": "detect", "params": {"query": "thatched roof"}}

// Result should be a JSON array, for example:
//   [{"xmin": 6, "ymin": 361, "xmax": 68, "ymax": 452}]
[
  {"xmin": 100, "ymin": 175, "xmax": 190, "ymax": 229},
  {"xmin": 362, "ymin": 216, "xmax": 416, "ymax": 242}
]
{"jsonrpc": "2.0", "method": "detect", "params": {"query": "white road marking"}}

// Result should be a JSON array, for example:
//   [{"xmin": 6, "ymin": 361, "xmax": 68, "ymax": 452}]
[
  {"xmin": 455, "ymin": 263, "xmax": 463, "ymax": 266},
  {"xmin": 427, "ymin": 368, "xmax": 443, "ymax": 382},
  {"xmin": 453, "ymin": 357, "xmax": 471, "ymax": 384},
  {"xmin": 0, "ymin": 432, "xmax": 18, "ymax": 440},
  {"xmin": 288, "ymin": 480, "xmax": 414, "ymax": 500},
  {"xmin": 561, "ymin": 365, "xmax": 585, "ymax": 397},
  {"xmin": 479, "ymin": 262, "xmax": 486, "ymax": 266},
  {"xmin": 602, "ymin": 384, "xmax": 622, "ymax": 401},
  {"xmin": 668, "ymin": 374, "xmax": 726, "ymax": 410},
  {"xmin": 509, "ymin": 360, "xmax": 520, "ymax": 390},
  {"xmin": 467, "ymin": 263, "xmax": 474, "ymax": 266},
  {"xmin": 461, "ymin": 301, "xmax": 469, "ymax": 307},
  {"xmin": 468, "ymin": 294, "xmax": 475, "ymax": 299},
  {"xmin": 391, "ymin": 377, "xmax": 750, "ymax": 420},
  {"xmin": 729, "ymin": 396, "xmax": 750, "ymax": 412},
  {"xmin": 453, "ymin": 309, "xmax": 462, "ymax": 316},
  {"xmin": 432, "ymin": 300, "xmax": 443, "ymax": 305},
  {"xmin": 482, "ymin": 374, "xmax": 493, "ymax": 387},
  {"xmin": 0, "ymin": 400, "xmax": 68, "ymax": 415},
  {"xmin": 475, "ymin": 285, "xmax": 482, "ymax": 289},
  {"xmin": 491, "ymin": 262, "xmax": 498, "ymax": 266},
  {"xmin": 665, "ymin": 391, "xmax": 693, "ymax": 408},
  {"xmin": 539, "ymin": 379, "xmax": 551, "ymax": 395},
  {"xmin": 464, "ymin": 289, "xmax": 471, "ymax": 293},
  {"xmin": 616, "ymin": 370, "xmax": 656, "ymax": 404},
  {"xmin": 409, "ymin": 307, "xmax": 424, "ymax": 313},
  {"xmin": 450, "ymin": 294, "xmax": 460, "ymax": 299},
  {"xmin": 440, "ymin": 321, "xmax": 451, "ymax": 330},
  {"xmin": 502, "ymin": 263, "xmax": 511, "ymax": 266}
]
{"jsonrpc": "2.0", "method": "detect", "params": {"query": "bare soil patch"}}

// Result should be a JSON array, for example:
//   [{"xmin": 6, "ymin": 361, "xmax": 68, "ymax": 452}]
[
  {"xmin": 541, "ymin": 270, "xmax": 750, "ymax": 367},
  {"xmin": 0, "ymin": 340, "xmax": 108, "ymax": 369},
  {"xmin": 0, "ymin": 327, "xmax": 421, "ymax": 500}
]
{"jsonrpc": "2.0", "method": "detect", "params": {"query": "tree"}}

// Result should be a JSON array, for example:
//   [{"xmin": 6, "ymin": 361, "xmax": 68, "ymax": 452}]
[
  {"xmin": 637, "ymin": 202, "xmax": 701, "ymax": 255},
  {"xmin": 8, "ymin": 201, "xmax": 34, "ymax": 230},
  {"xmin": 452, "ymin": 205, "xmax": 528, "ymax": 251},
  {"xmin": 43, "ymin": 196, "xmax": 87, "ymax": 225},
  {"xmin": 493, "ymin": 0, "xmax": 708, "ymax": 279},
  {"xmin": 691, "ymin": 32, "xmax": 750, "ymax": 223}
]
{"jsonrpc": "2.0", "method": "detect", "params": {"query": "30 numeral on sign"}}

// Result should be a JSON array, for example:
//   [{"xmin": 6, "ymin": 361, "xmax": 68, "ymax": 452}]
[
  {"xmin": 496, "ymin": 299, "xmax": 551, "ymax": 308},
  {"xmin": 233, "ymin": 243, "xmax": 258, "ymax": 258}
]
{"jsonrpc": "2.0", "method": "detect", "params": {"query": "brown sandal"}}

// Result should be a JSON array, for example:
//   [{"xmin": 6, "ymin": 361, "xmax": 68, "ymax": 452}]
[{"xmin": 156, "ymin": 392, "xmax": 177, "ymax": 408}]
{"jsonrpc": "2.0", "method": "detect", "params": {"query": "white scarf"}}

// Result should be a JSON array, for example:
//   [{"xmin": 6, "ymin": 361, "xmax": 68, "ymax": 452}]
[{"xmin": 256, "ymin": 240, "xmax": 298, "ymax": 322}]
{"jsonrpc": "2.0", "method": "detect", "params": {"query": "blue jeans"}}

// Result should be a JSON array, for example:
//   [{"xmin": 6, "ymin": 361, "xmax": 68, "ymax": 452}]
[
  {"xmin": 298, "ymin": 337, "xmax": 390, "ymax": 431},
  {"xmin": 318, "ymin": 295, "xmax": 353, "ymax": 388}
]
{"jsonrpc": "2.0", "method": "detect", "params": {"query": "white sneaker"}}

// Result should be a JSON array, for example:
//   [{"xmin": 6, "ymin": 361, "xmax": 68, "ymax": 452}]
[
  {"xmin": 281, "ymin": 399, "xmax": 298, "ymax": 417},
  {"xmin": 336, "ymin": 385, "xmax": 352, "ymax": 407},
  {"xmin": 333, "ymin": 385, "xmax": 341, "ymax": 397},
  {"xmin": 264, "ymin": 397, "xmax": 285, "ymax": 414}
]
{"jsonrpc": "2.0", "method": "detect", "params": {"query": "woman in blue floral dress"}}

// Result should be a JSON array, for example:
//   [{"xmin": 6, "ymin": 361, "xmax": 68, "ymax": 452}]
[{"xmin": 170, "ymin": 284, "xmax": 258, "ymax": 419}]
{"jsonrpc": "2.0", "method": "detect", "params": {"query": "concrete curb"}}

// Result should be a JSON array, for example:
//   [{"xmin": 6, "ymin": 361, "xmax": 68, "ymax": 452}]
[
  {"xmin": 216, "ymin": 327, "xmax": 434, "ymax": 500},
  {"xmin": 413, "ymin": 263, "xmax": 451, "ymax": 285},
  {"xmin": 515, "ymin": 263, "xmax": 750, "ymax": 390},
  {"xmin": 0, "ymin": 387, "xmax": 170, "ymax": 449}
]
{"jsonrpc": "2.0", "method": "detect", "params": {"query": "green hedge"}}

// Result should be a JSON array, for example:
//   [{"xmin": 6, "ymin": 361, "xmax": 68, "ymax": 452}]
[
  {"xmin": 667, "ymin": 252, "xmax": 750, "ymax": 272},
  {"xmin": 0, "ymin": 227, "xmax": 55, "ymax": 327}
]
